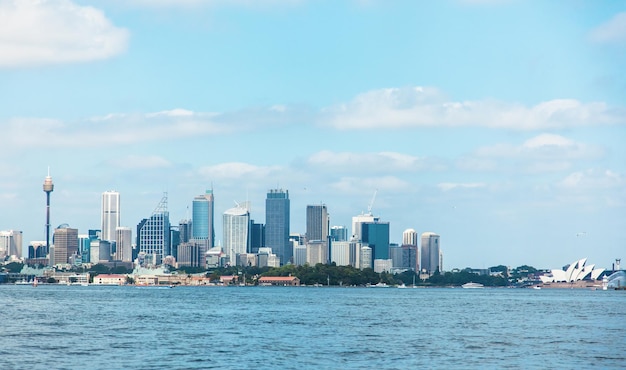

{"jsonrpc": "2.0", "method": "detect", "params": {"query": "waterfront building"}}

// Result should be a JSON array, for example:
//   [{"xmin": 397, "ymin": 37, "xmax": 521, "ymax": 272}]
[
  {"xmin": 78, "ymin": 234, "xmax": 91, "ymax": 263},
  {"xmin": 192, "ymin": 190, "xmax": 215, "ymax": 248},
  {"xmin": 402, "ymin": 228, "xmax": 419, "ymax": 246},
  {"xmin": 265, "ymin": 189, "xmax": 290, "ymax": 265},
  {"xmin": 0, "ymin": 230, "xmax": 22, "ymax": 259},
  {"xmin": 115, "ymin": 227, "xmax": 132, "ymax": 262},
  {"xmin": 170, "ymin": 226, "xmax": 180, "ymax": 261},
  {"xmin": 223, "ymin": 202, "xmax": 250, "ymax": 266},
  {"xmin": 361, "ymin": 221, "xmax": 390, "ymax": 261},
  {"xmin": 330, "ymin": 241, "xmax": 350, "ymax": 266},
  {"xmin": 137, "ymin": 194, "xmax": 171, "ymax": 266},
  {"xmin": 330, "ymin": 225, "xmax": 348, "ymax": 242},
  {"xmin": 420, "ymin": 232, "xmax": 441, "ymax": 275},
  {"xmin": 53, "ymin": 225, "xmax": 78, "ymax": 265},
  {"xmin": 539, "ymin": 258, "xmax": 605, "ymax": 283},
  {"xmin": 101, "ymin": 191, "xmax": 120, "ymax": 242},
  {"xmin": 349, "ymin": 240, "xmax": 362, "ymax": 269}
]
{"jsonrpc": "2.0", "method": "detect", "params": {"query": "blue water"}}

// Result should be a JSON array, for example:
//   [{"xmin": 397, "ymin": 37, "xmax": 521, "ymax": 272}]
[{"xmin": 0, "ymin": 286, "xmax": 624, "ymax": 369}]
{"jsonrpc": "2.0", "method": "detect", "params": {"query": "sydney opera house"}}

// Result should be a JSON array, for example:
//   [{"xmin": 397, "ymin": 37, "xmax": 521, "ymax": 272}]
[{"xmin": 539, "ymin": 258, "xmax": 605, "ymax": 284}]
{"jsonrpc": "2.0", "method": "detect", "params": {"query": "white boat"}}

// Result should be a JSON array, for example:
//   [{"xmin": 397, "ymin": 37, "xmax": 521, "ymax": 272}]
[
  {"xmin": 397, "ymin": 283, "xmax": 407, "ymax": 289},
  {"xmin": 462, "ymin": 282, "xmax": 484, "ymax": 289},
  {"xmin": 368, "ymin": 282, "xmax": 389, "ymax": 288}
]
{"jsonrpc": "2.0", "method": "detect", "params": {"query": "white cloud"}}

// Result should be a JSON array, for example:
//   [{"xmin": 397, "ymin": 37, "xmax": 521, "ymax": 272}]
[
  {"xmin": 2, "ymin": 110, "xmax": 232, "ymax": 151},
  {"xmin": 460, "ymin": 134, "xmax": 604, "ymax": 174},
  {"xmin": 321, "ymin": 87, "xmax": 624, "ymax": 130},
  {"xmin": 308, "ymin": 150, "xmax": 446, "ymax": 173},
  {"xmin": 107, "ymin": 155, "xmax": 172, "ymax": 170},
  {"xmin": 330, "ymin": 176, "xmax": 410, "ymax": 194},
  {"xmin": 438, "ymin": 182, "xmax": 486, "ymax": 192},
  {"xmin": 589, "ymin": 12, "xmax": 626, "ymax": 45},
  {"xmin": 558, "ymin": 169, "xmax": 623, "ymax": 190},
  {"xmin": 198, "ymin": 162, "xmax": 282, "ymax": 180},
  {"xmin": 0, "ymin": 0, "xmax": 129, "ymax": 68},
  {"xmin": 123, "ymin": 0, "xmax": 303, "ymax": 9}
]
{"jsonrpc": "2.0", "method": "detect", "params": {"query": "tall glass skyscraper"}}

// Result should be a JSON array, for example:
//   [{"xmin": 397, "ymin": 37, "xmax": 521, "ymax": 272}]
[
  {"xmin": 361, "ymin": 221, "xmax": 390, "ymax": 261},
  {"xmin": 101, "ymin": 191, "xmax": 120, "ymax": 242},
  {"xmin": 265, "ymin": 189, "xmax": 290, "ymax": 265},
  {"xmin": 137, "ymin": 194, "xmax": 171, "ymax": 265},
  {"xmin": 192, "ymin": 190, "xmax": 214, "ymax": 248},
  {"xmin": 223, "ymin": 203, "xmax": 250, "ymax": 266}
]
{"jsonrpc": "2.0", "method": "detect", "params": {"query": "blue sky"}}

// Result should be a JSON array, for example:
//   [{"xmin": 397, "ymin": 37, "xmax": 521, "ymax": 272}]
[{"xmin": 1, "ymin": 0, "xmax": 624, "ymax": 269}]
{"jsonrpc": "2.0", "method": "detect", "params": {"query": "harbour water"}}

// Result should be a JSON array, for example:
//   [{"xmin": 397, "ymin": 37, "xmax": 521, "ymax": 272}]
[{"xmin": 1, "ymin": 285, "xmax": 624, "ymax": 369}]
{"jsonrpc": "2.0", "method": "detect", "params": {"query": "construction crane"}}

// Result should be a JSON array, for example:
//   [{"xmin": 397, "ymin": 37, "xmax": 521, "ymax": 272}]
[{"xmin": 367, "ymin": 189, "xmax": 378, "ymax": 215}]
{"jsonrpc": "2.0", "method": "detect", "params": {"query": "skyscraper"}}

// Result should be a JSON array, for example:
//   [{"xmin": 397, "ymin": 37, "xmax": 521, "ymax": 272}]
[
  {"xmin": 137, "ymin": 194, "xmax": 171, "ymax": 266},
  {"xmin": 361, "ymin": 221, "xmax": 390, "ymax": 261},
  {"xmin": 330, "ymin": 226, "xmax": 348, "ymax": 242},
  {"xmin": 306, "ymin": 204, "xmax": 328, "ymax": 242},
  {"xmin": 265, "ymin": 189, "xmax": 290, "ymax": 265},
  {"xmin": 115, "ymin": 227, "xmax": 132, "ymax": 262},
  {"xmin": 402, "ymin": 228, "xmax": 418, "ymax": 246},
  {"xmin": 0, "ymin": 230, "xmax": 22, "ymax": 259},
  {"xmin": 192, "ymin": 190, "xmax": 214, "ymax": 248},
  {"xmin": 101, "ymin": 191, "xmax": 120, "ymax": 242},
  {"xmin": 351, "ymin": 213, "xmax": 378, "ymax": 241},
  {"xmin": 420, "ymin": 232, "xmax": 441, "ymax": 275},
  {"xmin": 53, "ymin": 224, "xmax": 78, "ymax": 265},
  {"xmin": 223, "ymin": 202, "xmax": 250, "ymax": 266}
]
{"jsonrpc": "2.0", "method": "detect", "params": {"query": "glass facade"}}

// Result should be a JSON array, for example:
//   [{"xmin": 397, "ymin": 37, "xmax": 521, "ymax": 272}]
[
  {"xmin": 361, "ymin": 221, "xmax": 390, "ymax": 261},
  {"xmin": 265, "ymin": 189, "xmax": 290, "ymax": 265}
]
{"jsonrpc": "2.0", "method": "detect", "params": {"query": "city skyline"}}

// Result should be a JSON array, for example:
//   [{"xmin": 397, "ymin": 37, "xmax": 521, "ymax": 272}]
[{"xmin": 0, "ymin": 1, "xmax": 624, "ymax": 269}]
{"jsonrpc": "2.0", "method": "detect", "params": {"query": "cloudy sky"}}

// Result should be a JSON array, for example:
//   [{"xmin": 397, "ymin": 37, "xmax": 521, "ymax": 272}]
[{"xmin": 1, "ymin": 0, "xmax": 624, "ymax": 269}]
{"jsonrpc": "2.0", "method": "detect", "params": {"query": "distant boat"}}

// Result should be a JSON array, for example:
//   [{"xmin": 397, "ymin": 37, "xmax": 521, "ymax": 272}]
[
  {"xmin": 32, "ymin": 278, "xmax": 38, "ymax": 287},
  {"xmin": 532, "ymin": 286, "xmax": 541, "ymax": 290},
  {"xmin": 462, "ymin": 282, "xmax": 484, "ymax": 289},
  {"xmin": 368, "ymin": 282, "xmax": 389, "ymax": 288},
  {"xmin": 397, "ymin": 283, "xmax": 407, "ymax": 289}
]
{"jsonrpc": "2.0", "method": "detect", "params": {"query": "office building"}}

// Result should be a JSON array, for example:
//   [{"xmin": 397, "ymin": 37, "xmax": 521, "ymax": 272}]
[
  {"xmin": 179, "ymin": 219, "xmax": 192, "ymax": 243},
  {"xmin": 265, "ymin": 189, "xmax": 290, "ymax": 265},
  {"xmin": 306, "ymin": 204, "xmax": 329, "ymax": 242},
  {"xmin": 330, "ymin": 226, "xmax": 348, "ymax": 242},
  {"xmin": 53, "ymin": 224, "xmax": 78, "ymax": 265},
  {"xmin": 137, "ymin": 194, "xmax": 171, "ymax": 266},
  {"xmin": 192, "ymin": 190, "xmax": 214, "ymax": 248},
  {"xmin": 223, "ymin": 202, "xmax": 250, "ymax": 266},
  {"xmin": 101, "ymin": 191, "xmax": 120, "ymax": 242},
  {"xmin": 306, "ymin": 240, "xmax": 327, "ymax": 266},
  {"xmin": 0, "ymin": 230, "xmax": 22, "ymax": 259},
  {"xmin": 330, "ymin": 241, "xmax": 350, "ymax": 266},
  {"xmin": 351, "ymin": 213, "xmax": 378, "ymax": 241},
  {"xmin": 361, "ymin": 221, "xmax": 390, "ymax": 260},
  {"xmin": 249, "ymin": 220, "xmax": 265, "ymax": 254},
  {"xmin": 115, "ymin": 227, "xmax": 132, "ymax": 262},
  {"xmin": 402, "ymin": 228, "xmax": 418, "ymax": 246},
  {"xmin": 421, "ymin": 232, "xmax": 441, "ymax": 275}
]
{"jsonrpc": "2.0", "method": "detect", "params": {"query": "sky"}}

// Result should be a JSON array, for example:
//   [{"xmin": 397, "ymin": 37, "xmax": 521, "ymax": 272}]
[{"xmin": 1, "ymin": 0, "xmax": 625, "ymax": 270}]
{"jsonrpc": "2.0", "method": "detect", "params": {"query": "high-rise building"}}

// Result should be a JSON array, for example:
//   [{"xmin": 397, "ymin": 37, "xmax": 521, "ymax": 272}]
[
  {"xmin": 192, "ymin": 190, "xmax": 214, "ymax": 248},
  {"xmin": 115, "ymin": 227, "xmax": 132, "ymax": 262},
  {"xmin": 223, "ymin": 202, "xmax": 250, "ymax": 266},
  {"xmin": 101, "ymin": 191, "xmax": 120, "ymax": 242},
  {"xmin": 0, "ymin": 230, "xmax": 22, "ymax": 259},
  {"xmin": 402, "ymin": 228, "xmax": 418, "ymax": 246},
  {"xmin": 265, "ymin": 189, "xmax": 290, "ymax": 265},
  {"xmin": 179, "ymin": 219, "xmax": 192, "ymax": 243},
  {"xmin": 306, "ymin": 240, "xmax": 327, "ymax": 266},
  {"xmin": 249, "ymin": 220, "xmax": 265, "ymax": 254},
  {"xmin": 361, "ymin": 221, "xmax": 390, "ymax": 261},
  {"xmin": 137, "ymin": 194, "xmax": 171, "ymax": 266},
  {"xmin": 53, "ymin": 225, "xmax": 78, "ymax": 265},
  {"xmin": 306, "ymin": 204, "xmax": 329, "ymax": 242},
  {"xmin": 330, "ymin": 226, "xmax": 348, "ymax": 242},
  {"xmin": 330, "ymin": 241, "xmax": 350, "ymax": 266},
  {"xmin": 352, "ymin": 214, "xmax": 378, "ymax": 241},
  {"xmin": 420, "ymin": 232, "xmax": 441, "ymax": 275}
]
